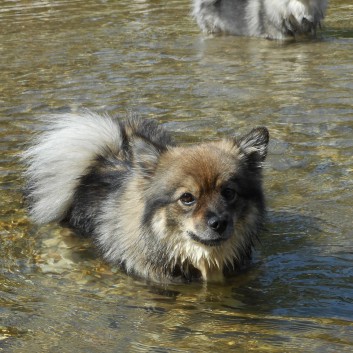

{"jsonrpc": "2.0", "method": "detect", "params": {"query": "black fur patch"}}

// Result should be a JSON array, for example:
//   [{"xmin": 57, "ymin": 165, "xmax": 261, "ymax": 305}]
[{"xmin": 64, "ymin": 117, "xmax": 174, "ymax": 237}]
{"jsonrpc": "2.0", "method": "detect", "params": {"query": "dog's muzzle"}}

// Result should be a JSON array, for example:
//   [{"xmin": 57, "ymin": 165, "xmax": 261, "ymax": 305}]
[
  {"xmin": 187, "ymin": 231, "xmax": 227, "ymax": 247},
  {"xmin": 207, "ymin": 215, "xmax": 228, "ymax": 235}
]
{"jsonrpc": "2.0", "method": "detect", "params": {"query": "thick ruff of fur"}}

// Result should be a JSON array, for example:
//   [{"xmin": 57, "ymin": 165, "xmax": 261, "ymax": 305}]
[
  {"xmin": 23, "ymin": 111, "xmax": 269, "ymax": 283},
  {"xmin": 192, "ymin": 0, "xmax": 328, "ymax": 40}
]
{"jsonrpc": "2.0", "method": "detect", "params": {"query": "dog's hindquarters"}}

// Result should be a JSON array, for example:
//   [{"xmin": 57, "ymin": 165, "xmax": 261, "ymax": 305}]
[
  {"xmin": 23, "ymin": 112, "xmax": 174, "ymax": 239},
  {"xmin": 22, "ymin": 111, "xmax": 125, "ymax": 226},
  {"xmin": 192, "ymin": 0, "xmax": 248, "ymax": 36}
]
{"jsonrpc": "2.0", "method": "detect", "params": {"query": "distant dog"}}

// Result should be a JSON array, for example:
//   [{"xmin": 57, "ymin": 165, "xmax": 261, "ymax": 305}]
[
  {"xmin": 22, "ymin": 111, "xmax": 269, "ymax": 283},
  {"xmin": 192, "ymin": 0, "xmax": 328, "ymax": 40}
]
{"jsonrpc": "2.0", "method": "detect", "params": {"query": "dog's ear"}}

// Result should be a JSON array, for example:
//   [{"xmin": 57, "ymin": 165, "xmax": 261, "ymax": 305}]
[
  {"xmin": 131, "ymin": 137, "xmax": 161, "ymax": 177},
  {"xmin": 237, "ymin": 127, "xmax": 269, "ymax": 168}
]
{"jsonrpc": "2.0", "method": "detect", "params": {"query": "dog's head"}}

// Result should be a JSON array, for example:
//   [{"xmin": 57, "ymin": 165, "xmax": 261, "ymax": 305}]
[{"xmin": 132, "ymin": 127, "xmax": 269, "ymax": 254}]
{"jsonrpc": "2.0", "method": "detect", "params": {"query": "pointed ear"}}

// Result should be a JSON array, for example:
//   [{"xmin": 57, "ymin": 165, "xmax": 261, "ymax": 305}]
[
  {"xmin": 237, "ymin": 127, "xmax": 269, "ymax": 166},
  {"xmin": 132, "ymin": 137, "xmax": 161, "ymax": 177}
]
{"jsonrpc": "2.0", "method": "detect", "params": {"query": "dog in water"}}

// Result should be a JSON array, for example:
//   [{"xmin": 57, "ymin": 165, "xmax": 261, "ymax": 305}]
[
  {"xmin": 22, "ymin": 111, "xmax": 269, "ymax": 283},
  {"xmin": 192, "ymin": 0, "xmax": 328, "ymax": 40}
]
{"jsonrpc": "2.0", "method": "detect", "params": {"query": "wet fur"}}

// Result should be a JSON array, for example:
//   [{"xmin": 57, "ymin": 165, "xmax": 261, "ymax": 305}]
[
  {"xmin": 22, "ymin": 111, "xmax": 269, "ymax": 283},
  {"xmin": 192, "ymin": 0, "xmax": 328, "ymax": 40}
]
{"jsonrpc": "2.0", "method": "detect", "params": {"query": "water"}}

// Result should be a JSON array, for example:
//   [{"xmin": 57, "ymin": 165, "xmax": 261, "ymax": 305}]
[{"xmin": 1, "ymin": 0, "xmax": 353, "ymax": 352}]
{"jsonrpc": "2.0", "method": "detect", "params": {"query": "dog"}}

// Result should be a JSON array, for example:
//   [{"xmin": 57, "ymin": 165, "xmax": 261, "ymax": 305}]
[
  {"xmin": 192, "ymin": 0, "xmax": 328, "ymax": 40},
  {"xmin": 22, "ymin": 111, "xmax": 269, "ymax": 283}
]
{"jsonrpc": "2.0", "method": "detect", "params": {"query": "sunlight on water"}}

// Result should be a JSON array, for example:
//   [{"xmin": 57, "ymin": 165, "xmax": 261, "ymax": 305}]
[{"xmin": 1, "ymin": 0, "xmax": 353, "ymax": 352}]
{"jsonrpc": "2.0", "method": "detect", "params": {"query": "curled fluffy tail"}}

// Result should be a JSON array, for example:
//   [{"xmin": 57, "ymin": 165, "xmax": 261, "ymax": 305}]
[{"xmin": 22, "ymin": 111, "xmax": 123, "ymax": 224}]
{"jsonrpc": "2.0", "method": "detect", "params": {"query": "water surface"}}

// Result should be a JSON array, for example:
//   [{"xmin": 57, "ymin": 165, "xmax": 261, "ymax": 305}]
[{"xmin": 1, "ymin": 0, "xmax": 353, "ymax": 352}]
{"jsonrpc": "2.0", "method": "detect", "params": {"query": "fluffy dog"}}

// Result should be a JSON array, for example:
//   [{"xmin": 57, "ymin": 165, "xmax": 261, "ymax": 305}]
[
  {"xmin": 23, "ymin": 111, "xmax": 269, "ymax": 283},
  {"xmin": 192, "ymin": 0, "xmax": 328, "ymax": 40}
]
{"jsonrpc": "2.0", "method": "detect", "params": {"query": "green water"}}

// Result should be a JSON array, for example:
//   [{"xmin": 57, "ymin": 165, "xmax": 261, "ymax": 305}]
[{"xmin": 1, "ymin": 0, "xmax": 353, "ymax": 352}]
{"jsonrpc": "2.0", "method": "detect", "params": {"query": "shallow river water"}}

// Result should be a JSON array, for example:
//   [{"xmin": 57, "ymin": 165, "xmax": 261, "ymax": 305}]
[{"xmin": 1, "ymin": 0, "xmax": 353, "ymax": 352}]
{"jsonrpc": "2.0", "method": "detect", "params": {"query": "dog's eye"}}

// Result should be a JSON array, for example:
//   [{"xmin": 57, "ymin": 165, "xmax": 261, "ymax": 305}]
[
  {"xmin": 179, "ymin": 192, "xmax": 196, "ymax": 206},
  {"xmin": 222, "ymin": 188, "xmax": 237, "ymax": 202}
]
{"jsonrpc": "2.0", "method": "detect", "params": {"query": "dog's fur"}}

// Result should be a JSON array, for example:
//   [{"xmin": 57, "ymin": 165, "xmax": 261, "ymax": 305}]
[
  {"xmin": 22, "ymin": 111, "xmax": 269, "ymax": 283},
  {"xmin": 192, "ymin": 0, "xmax": 328, "ymax": 40}
]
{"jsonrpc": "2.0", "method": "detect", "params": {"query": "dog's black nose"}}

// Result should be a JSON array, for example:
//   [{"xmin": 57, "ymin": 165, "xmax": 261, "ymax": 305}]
[{"xmin": 207, "ymin": 215, "xmax": 227, "ymax": 234}]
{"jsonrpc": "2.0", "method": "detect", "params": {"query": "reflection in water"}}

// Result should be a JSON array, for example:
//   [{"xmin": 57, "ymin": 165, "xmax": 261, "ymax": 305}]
[{"xmin": 1, "ymin": 0, "xmax": 353, "ymax": 352}]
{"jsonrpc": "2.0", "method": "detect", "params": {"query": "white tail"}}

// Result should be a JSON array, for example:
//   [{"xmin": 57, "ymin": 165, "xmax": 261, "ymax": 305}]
[{"xmin": 22, "ymin": 111, "xmax": 123, "ymax": 224}]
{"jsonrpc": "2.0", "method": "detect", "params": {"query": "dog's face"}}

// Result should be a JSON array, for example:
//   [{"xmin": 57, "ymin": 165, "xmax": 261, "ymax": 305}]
[
  {"xmin": 133, "ymin": 127, "xmax": 269, "ymax": 250},
  {"xmin": 153, "ymin": 144, "xmax": 250, "ymax": 247}
]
